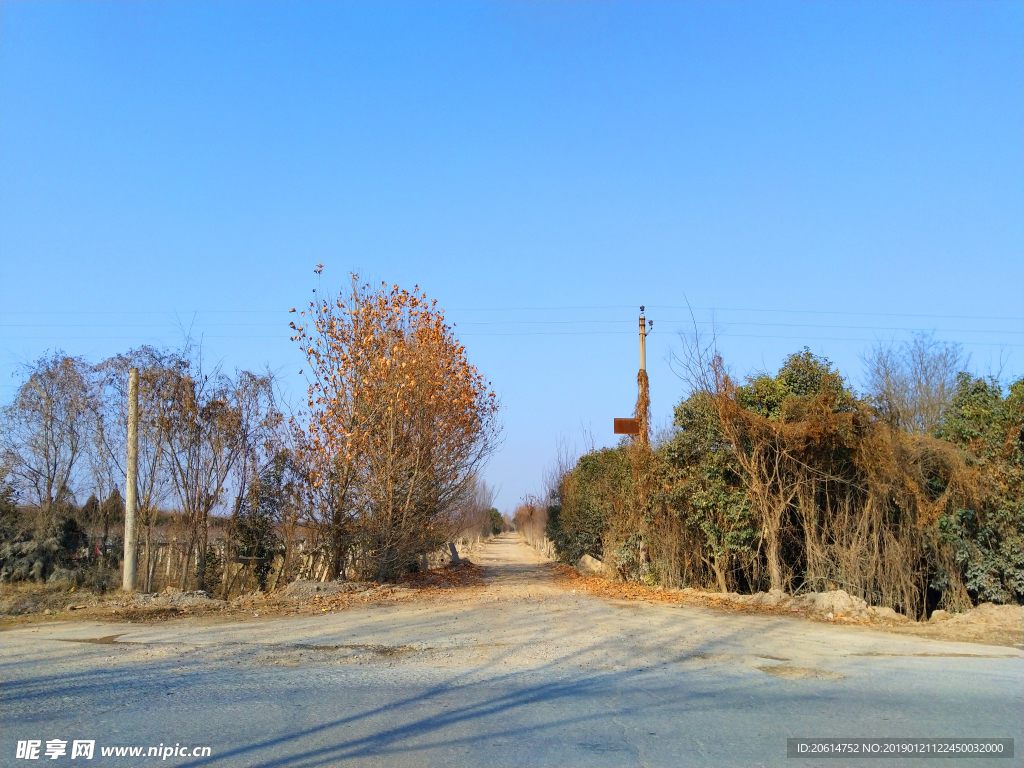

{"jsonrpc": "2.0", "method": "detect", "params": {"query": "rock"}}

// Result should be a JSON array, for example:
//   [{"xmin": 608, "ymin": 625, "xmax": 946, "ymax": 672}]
[
  {"xmin": 929, "ymin": 609, "xmax": 951, "ymax": 623},
  {"xmin": 789, "ymin": 590, "xmax": 870, "ymax": 619},
  {"xmin": 135, "ymin": 589, "xmax": 223, "ymax": 608},
  {"xmin": 46, "ymin": 573, "xmax": 77, "ymax": 591},
  {"xmin": 743, "ymin": 589, "xmax": 788, "ymax": 607},
  {"xmin": 576, "ymin": 554, "xmax": 608, "ymax": 577},
  {"xmin": 281, "ymin": 579, "xmax": 361, "ymax": 601},
  {"xmin": 869, "ymin": 606, "xmax": 909, "ymax": 623},
  {"xmin": 47, "ymin": 568, "xmax": 79, "ymax": 586}
]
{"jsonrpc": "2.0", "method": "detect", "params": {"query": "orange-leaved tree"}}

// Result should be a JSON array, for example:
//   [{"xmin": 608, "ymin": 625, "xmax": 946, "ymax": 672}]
[{"xmin": 291, "ymin": 268, "xmax": 500, "ymax": 581}]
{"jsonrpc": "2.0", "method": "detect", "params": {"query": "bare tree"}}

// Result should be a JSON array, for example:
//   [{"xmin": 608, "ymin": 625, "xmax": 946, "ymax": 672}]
[
  {"xmin": 220, "ymin": 372, "xmax": 287, "ymax": 597},
  {"xmin": 669, "ymin": 302, "xmax": 722, "ymax": 398},
  {"xmin": 448, "ymin": 476, "xmax": 497, "ymax": 548},
  {"xmin": 1, "ymin": 353, "xmax": 95, "ymax": 520},
  {"xmin": 863, "ymin": 333, "xmax": 967, "ymax": 434},
  {"xmin": 264, "ymin": 445, "xmax": 306, "ymax": 592},
  {"xmin": 152, "ymin": 347, "xmax": 276, "ymax": 590},
  {"xmin": 512, "ymin": 497, "xmax": 549, "ymax": 550}
]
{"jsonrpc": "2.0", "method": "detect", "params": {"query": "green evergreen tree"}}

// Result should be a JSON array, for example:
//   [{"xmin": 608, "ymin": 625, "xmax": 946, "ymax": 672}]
[
  {"xmin": 100, "ymin": 489, "xmax": 123, "ymax": 543},
  {"xmin": 234, "ymin": 456, "xmax": 288, "ymax": 590},
  {"xmin": 663, "ymin": 392, "xmax": 753, "ymax": 592},
  {"xmin": 0, "ymin": 475, "xmax": 20, "ymax": 544},
  {"xmin": 81, "ymin": 494, "xmax": 100, "ymax": 529},
  {"xmin": 488, "ymin": 508, "xmax": 503, "ymax": 535},
  {"xmin": 935, "ymin": 375, "xmax": 1024, "ymax": 604}
]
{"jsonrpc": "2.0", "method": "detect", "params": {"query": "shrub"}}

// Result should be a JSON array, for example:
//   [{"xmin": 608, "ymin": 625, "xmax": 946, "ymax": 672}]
[
  {"xmin": 934, "ymin": 375, "xmax": 1023, "ymax": 604},
  {"xmin": 545, "ymin": 347, "xmax": 1022, "ymax": 617},
  {"xmin": 550, "ymin": 446, "xmax": 629, "ymax": 566}
]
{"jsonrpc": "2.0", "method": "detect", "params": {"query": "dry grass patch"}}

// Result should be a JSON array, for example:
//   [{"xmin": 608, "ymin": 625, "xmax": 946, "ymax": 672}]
[{"xmin": 1, "ymin": 561, "xmax": 488, "ymax": 628}]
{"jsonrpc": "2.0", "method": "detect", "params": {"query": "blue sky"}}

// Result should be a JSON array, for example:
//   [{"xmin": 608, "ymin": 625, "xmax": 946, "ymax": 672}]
[{"xmin": 2, "ymin": 2, "xmax": 1022, "ymax": 511}]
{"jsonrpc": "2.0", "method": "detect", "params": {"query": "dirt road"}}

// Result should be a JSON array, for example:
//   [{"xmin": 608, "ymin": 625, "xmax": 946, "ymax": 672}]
[{"xmin": 2, "ymin": 534, "xmax": 1021, "ymax": 767}]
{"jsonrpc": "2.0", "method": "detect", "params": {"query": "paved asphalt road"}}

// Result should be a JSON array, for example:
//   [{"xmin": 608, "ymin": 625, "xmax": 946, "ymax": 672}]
[{"xmin": 2, "ymin": 535, "xmax": 1021, "ymax": 768}]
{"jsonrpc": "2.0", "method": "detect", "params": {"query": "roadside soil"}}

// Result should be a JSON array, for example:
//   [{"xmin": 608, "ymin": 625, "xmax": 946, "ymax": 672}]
[
  {"xmin": 0, "ymin": 556, "xmax": 488, "ymax": 628},
  {"xmin": 2, "ymin": 533, "xmax": 1021, "ymax": 650},
  {"xmin": 556, "ymin": 568, "xmax": 1023, "ymax": 650}
]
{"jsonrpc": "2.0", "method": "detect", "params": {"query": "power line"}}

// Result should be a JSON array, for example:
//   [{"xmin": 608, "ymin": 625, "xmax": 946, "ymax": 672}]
[
  {"xmin": 647, "ymin": 306, "xmax": 1024, "ymax": 322},
  {"xmin": 3, "ymin": 328, "xmax": 1021, "ymax": 344},
  {"xmin": 0, "ymin": 310, "xmax": 294, "ymax": 316},
  {"xmin": 2, "ymin": 306, "xmax": 1022, "ymax": 321},
  {"xmin": 458, "ymin": 321, "xmax": 1020, "ymax": 334},
  {"xmin": 3, "ymin": 319, "xmax": 1021, "ymax": 333},
  {"xmin": 4, "ymin": 333, "xmax": 1019, "ymax": 352},
  {"xmin": 456, "ymin": 332, "xmax": 1022, "ymax": 346}
]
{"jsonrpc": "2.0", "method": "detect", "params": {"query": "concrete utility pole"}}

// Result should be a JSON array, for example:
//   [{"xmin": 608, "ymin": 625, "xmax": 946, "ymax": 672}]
[
  {"xmin": 615, "ymin": 307, "xmax": 654, "ymax": 438},
  {"xmin": 123, "ymin": 366, "xmax": 139, "ymax": 592},
  {"xmin": 639, "ymin": 306, "xmax": 650, "ymax": 371},
  {"xmin": 636, "ymin": 306, "xmax": 653, "ymax": 446}
]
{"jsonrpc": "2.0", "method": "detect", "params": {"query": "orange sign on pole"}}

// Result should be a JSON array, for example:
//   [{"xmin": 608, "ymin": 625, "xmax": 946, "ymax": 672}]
[{"xmin": 614, "ymin": 418, "xmax": 639, "ymax": 435}]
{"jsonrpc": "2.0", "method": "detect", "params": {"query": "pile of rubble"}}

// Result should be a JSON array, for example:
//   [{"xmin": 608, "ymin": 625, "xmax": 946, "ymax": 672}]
[
  {"xmin": 132, "ymin": 587, "xmax": 227, "ymax": 609},
  {"xmin": 281, "ymin": 580, "xmax": 368, "ymax": 601}
]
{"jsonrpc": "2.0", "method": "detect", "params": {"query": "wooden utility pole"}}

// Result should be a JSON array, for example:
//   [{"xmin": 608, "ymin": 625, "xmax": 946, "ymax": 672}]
[{"xmin": 123, "ymin": 366, "xmax": 139, "ymax": 591}]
